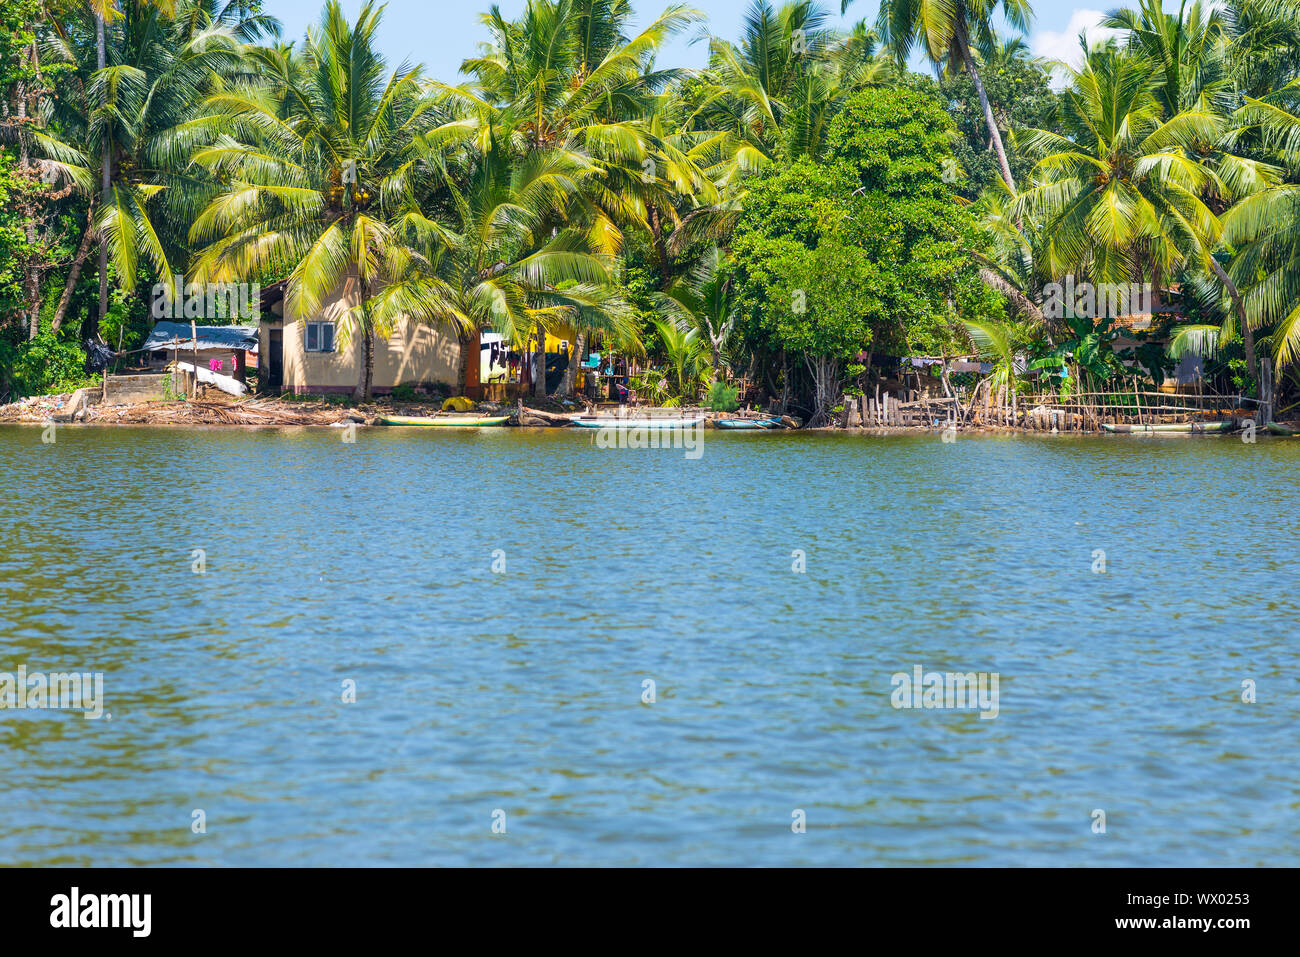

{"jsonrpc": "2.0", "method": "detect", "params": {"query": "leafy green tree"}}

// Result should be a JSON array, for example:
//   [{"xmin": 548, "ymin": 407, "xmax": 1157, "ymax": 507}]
[
  {"xmin": 868, "ymin": 0, "xmax": 1034, "ymax": 193},
  {"xmin": 731, "ymin": 88, "xmax": 994, "ymax": 423},
  {"xmin": 825, "ymin": 87, "xmax": 995, "ymax": 357},
  {"xmin": 908, "ymin": 40, "xmax": 1059, "ymax": 200}
]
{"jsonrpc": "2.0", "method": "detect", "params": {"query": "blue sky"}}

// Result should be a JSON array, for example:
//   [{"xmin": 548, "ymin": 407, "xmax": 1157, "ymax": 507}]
[{"xmin": 265, "ymin": 1, "xmax": 1125, "ymax": 79}]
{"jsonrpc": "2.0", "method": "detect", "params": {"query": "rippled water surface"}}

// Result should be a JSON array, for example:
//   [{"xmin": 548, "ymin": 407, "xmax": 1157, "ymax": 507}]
[{"xmin": 1, "ymin": 423, "xmax": 1297, "ymax": 866}]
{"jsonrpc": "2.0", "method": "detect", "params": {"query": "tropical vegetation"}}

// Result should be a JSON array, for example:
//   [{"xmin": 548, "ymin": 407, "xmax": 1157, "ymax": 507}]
[{"xmin": 4, "ymin": 0, "xmax": 1300, "ymax": 419}]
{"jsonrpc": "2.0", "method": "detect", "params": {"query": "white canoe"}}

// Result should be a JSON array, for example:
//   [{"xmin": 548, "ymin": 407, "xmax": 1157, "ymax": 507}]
[
  {"xmin": 175, "ymin": 361, "xmax": 248, "ymax": 397},
  {"xmin": 569, "ymin": 415, "xmax": 705, "ymax": 429}
]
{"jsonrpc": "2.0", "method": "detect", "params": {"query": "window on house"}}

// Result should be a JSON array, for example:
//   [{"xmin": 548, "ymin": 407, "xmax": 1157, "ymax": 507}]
[{"xmin": 305, "ymin": 322, "xmax": 336, "ymax": 353}]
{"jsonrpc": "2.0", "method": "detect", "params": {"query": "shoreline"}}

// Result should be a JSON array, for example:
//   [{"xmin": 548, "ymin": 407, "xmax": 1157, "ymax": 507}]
[{"xmin": 0, "ymin": 391, "xmax": 1289, "ymax": 437}]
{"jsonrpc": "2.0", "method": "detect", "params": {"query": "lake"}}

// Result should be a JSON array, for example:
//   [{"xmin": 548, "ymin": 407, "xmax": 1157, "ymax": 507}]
[{"xmin": 1, "ymin": 423, "xmax": 1297, "ymax": 866}]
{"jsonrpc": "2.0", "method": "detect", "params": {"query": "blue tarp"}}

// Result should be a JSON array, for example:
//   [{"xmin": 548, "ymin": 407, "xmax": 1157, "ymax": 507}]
[{"xmin": 142, "ymin": 321, "xmax": 258, "ymax": 353}]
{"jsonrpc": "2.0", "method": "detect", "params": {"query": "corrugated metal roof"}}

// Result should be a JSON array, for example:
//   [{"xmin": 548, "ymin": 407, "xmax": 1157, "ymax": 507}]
[{"xmin": 142, "ymin": 321, "xmax": 258, "ymax": 353}]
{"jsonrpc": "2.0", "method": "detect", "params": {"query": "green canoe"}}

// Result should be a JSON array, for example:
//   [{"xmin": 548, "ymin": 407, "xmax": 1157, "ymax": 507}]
[
  {"xmin": 715, "ymin": 417, "xmax": 783, "ymax": 430},
  {"xmin": 1267, "ymin": 421, "xmax": 1299, "ymax": 436},
  {"xmin": 1101, "ymin": 421, "xmax": 1233, "ymax": 434},
  {"xmin": 376, "ymin": 414, "xmax": 509, "ymax": 427}
]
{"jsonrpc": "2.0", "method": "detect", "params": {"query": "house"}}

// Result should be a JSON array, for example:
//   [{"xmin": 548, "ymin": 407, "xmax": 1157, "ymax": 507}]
[
  {"xmin": 1113, "ymin": 311, "xmax": 1203, "ymax": 392},
  {"xmin": 140, "ymin": 321, "xmax": 259, "ymax": 380},
  {"xmin": 257, "ymin": 278, "xmax": 582, "ymax": 398},
  {"xmin": 257, "ymin": 279, "xmax": 460, "ymax": 395}
]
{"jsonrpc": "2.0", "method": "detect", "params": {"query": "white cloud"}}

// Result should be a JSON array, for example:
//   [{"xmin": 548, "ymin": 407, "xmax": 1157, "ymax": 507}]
[{"xmin": 1031, "ymin": 10, "xmax": 1125, "ymax": 76}]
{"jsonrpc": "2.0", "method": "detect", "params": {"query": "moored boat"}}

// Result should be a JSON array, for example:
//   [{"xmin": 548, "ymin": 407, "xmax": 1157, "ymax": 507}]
[
  {"xmin": 1267, "ymin": 421, "xmax": 1299, "ymax": 436},
  {"xmin": 714, "ymin": 417, "xmax": 783, "ymax": 430},
  {"xmin": 569, "ymin": 415, "xmax": 705, "ymax": 429},
  {"xmin": 376, "ymin": 414, "xmax": 509, "ymax": 427},
  {"xmin": 1101, "ymin": 421, "xmax": 1233, "ymax": 434}
]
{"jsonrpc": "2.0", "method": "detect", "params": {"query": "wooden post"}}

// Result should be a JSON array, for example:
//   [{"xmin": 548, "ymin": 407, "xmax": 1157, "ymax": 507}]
[
  {"xmin": 1260, "ymin": 357, "xmax": 1274, "ymax": 425},
  {"xmin": 190, "ymin": 320, "xmax": 200, "ymax": 401}
]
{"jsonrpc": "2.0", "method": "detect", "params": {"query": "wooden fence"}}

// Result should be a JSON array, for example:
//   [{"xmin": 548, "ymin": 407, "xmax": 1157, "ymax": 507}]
[{"xmin": 841, "ymin": 360, "xmax": 1274, "ymax": 433}]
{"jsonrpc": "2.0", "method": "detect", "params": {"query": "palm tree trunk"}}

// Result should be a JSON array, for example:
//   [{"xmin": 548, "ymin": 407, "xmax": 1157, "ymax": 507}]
[
  {"xmin": 560, "ymin": 329, "xmax": 585, "ymax": 396},
  {"xmin": 51, "ymin": 202, "xmax": 98, "ymax": 333},
  {"xmin": 24, "ymin": 231, "xmax": 41, "ymax": 340},
  {"xmin": 649, "ymin": 204, "xmax": 672, "ymax": 289},
  {"xmin": 1206, "ymin": 256, "xmax": 1258, "ymax": 381},
  {"xmin": 356, "ymin": 292, "xmax": 375, "ymax": 401},
  {"xmin": 93, "ymin": 13, "xmax": 109, "ymax": 342},
  {"xmin": 457, "ymin": 331, "xmax": 471, "ymax": 395},
  {"xmin": 957, "ymin": 24, "xmax": 1015, "ymax": 195},
  {"xmin": 533, "ymin": 320, "xmax": 547, "ymax": 399},
  {"xmin": 363, "ymin": 325, "xmax": 374, "ymax": 400},
  {"xmin": 16, "ymin": 42, "xmax": 41, "ymax": 339}
]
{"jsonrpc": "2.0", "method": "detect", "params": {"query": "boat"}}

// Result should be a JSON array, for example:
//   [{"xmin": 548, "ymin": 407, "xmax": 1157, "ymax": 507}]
[
  {"xmin": 1267, "ymin": 421, "xmax": 1299, "ymax": 436},
  {"xmin": 1101, "ymin": 421, "xmax": 1233, "ymax": 434},
  {"xmin": 376, "ymin": 414, "xmax": 509, "ymax": 427},
  {"xmin": 714, "ymin": 417, "xmax": 783, "ymax": 430},
  {"xmin": 569, "ymin": 415, "xmax": 705, "ymax": 429}
]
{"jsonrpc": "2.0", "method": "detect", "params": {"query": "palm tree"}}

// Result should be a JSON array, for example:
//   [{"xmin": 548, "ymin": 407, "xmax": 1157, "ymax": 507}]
[
  {"xmin": 445, "ymin": 0, "xmax": 701, "ymax": 251},
  {"xmin": 654, "ymin": 244, "xmax": 734, "ymax": 370},
  {"xmin": 650, "ymin": 317, "xmax": 713, "ymax": 402},
  {"xmin": 1219, "ymin": 0, "xmax": 1300, "ymax": 100},
  {"xmin": 868, "ymin": 0, "xmax": 1033, "ymax": 194},
  {"xmin": 964, "ymin": 316, "xmax": 1018, "ymax": 393},
  {"xmin": 979, "ymin": 33, "xmax": 1039, "ymax": 72},
  {"xmin": 366, "ymin": 128, "xmax": 639, "ymax": 401},
  {"xmin": 1012, "ymin": 44, "xmax": 1275, "ymax": 376},
  {"xmin": 33, "ymin": 0, "xmax": 256, "ymax": 333},
  {"xmin": 1104, "ymin": 0, "xmax": 1231, "ymax": 117},
  {"xmin": 1221, "ymin": 84, "xmax": 1300, "ymax": 369},
  {"xmin": 187, "ymin": 0, "xmax": 439, "ymax": 399},
  {"xmin": 971, "ymin": 191, "xmax": 1050, "ymax": 329},
  {"xmin": 430, "ymin": 0, "xmax": 703, "ymax": 390},
  {"xmin": 697, "ymin": 0, "xmax": 847, "ymax": 162}
]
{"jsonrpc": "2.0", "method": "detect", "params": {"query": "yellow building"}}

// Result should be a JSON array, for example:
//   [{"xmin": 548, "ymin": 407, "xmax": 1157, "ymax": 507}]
[
  {"xmin": 258, "ymin": 278, "xmax": 580, "ymax": 397},
  {"xmin": 258, "ymin": 279, "xmax": 461, "ymax": 395}
]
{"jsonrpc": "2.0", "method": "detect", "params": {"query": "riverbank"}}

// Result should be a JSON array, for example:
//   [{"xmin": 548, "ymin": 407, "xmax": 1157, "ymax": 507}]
[
  {"xmin": 0, "ymin": 390, "xmax": 793, "ymax": 430},
  {"xmin": 2, "ymin": 388, "xmax": 1294, "ymax": 436}
]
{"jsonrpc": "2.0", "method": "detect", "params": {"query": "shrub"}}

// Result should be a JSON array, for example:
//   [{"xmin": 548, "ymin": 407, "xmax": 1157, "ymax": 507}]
[
  {"xmin": 0, "ymin": 334, "xmax": 95, "ymax": 399},
  {"xmin": 707, "ymin": 381, "xmax": 739, "ymax": 412}
]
